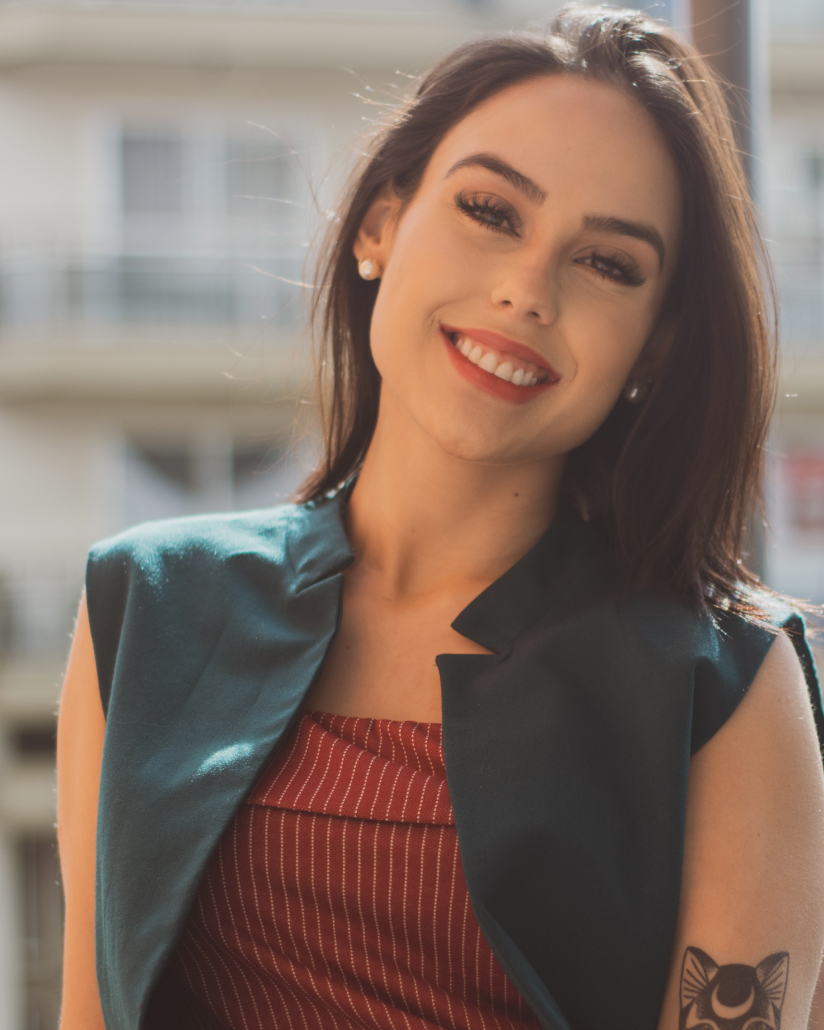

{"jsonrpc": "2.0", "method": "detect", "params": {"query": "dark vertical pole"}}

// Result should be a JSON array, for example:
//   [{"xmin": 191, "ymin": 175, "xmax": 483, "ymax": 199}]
[
  {"xmin": 687, "ymin": 0, "xmax": 770, "ymax": 580},
  {"xmin": 690, "ymin": 0, "xmax": 759, "ymax": 185}
]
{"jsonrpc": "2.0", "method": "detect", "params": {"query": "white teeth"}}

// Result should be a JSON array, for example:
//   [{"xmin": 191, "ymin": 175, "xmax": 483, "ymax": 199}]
[
  {"xmin": 478, "ymin": 351, "xmax": 498, "ymax": 373},
  {"xmin": 452, "ymin": 335, "xmax": 544, "ymax": 387}
]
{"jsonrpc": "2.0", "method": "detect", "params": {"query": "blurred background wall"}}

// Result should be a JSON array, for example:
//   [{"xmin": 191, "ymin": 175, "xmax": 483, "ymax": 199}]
[{"xmin": 0, "ymin": 0, "xmax": 819, "ymax": 1026}]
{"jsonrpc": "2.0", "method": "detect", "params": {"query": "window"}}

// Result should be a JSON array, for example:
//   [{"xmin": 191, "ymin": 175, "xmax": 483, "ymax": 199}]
[
  {"xmin": 121, "ymin": 135, "xmax": 186, "ymax": 215},
  {"xmin": 226, "ymin": 139, "xmax": 291, "ymax": 217},
  {"xmin": 121, "ymin": 435, "xmax": 308, "ymax": 528}
]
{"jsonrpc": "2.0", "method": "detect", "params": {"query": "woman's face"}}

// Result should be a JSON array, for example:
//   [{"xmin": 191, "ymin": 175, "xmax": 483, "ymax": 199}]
[{"xmin": 356, "ymin": 73, "xmax": 683, "ymax": 467}]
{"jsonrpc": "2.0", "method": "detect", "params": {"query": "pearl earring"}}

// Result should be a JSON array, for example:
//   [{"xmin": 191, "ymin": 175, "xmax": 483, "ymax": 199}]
[
  {"xmin": 622, "ymin": 380, "xmax": 649, "ymax": 404},
  {"xmin": 358, "ymin": 259, "xmax": 377, "ymax": 280}
]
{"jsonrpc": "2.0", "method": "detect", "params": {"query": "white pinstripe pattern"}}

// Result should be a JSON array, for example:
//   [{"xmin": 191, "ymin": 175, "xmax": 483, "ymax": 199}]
[
  {"xmin": 383, "ymin": 821, "xmax": 414, "ymax": 1030},
  {"xmin": 180, "ymin": 918, "xmax": 234, "ymax": 1020},
  {"xmin": 161, "ymin": 711, "xmax": 540, "ymax": 1030},
  {"xmin": 254, "ymin": 809, "xmax": 325, "ymax": 1030}
]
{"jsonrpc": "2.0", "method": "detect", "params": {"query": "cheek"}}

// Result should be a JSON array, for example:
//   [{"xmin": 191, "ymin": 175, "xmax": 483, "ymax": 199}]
[
  {"xmin": 552, "ymin": 305, "xmax": 654, "ymax": 441},
  {"xmin": 570, "ymin": 299, "xmax": 653, "ymax": 391},
  {"xmin": 368, "ymin": 210, "xmax": 473, "ymax": 372}
]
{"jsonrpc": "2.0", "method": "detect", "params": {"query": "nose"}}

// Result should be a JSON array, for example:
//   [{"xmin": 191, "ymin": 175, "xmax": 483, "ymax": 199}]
[{"xmin": 490, "ymin": 254, "xmax": 558, "ymax": 325}]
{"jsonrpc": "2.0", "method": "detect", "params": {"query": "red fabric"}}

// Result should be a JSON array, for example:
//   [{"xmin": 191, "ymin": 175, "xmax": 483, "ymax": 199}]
[{"xmin": 159, "ymin": 711, "xmax": 540, "ymax": 1030}]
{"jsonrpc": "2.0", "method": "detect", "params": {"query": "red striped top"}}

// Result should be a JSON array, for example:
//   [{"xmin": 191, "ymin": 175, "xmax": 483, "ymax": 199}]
[{"xmin": 149, "ymin": 710, "xmax": 540, "ymax": 1030}]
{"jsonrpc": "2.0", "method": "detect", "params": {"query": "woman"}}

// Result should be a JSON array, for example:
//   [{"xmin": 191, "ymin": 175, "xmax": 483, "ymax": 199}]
[{"xmin": 58, "ymin": 7, "xmax": 824, "ymax": 1030}]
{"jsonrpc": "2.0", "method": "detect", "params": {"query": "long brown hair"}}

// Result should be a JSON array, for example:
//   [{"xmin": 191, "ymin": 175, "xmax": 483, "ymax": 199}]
[{"xmin": 298, "ymin": 5, "xmax": 777, "ymax": 617}]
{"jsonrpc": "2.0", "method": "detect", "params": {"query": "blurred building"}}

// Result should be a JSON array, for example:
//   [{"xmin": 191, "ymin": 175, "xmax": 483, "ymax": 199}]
[
  {"xmin": 0, "ymin": 0, "xmax": 820, "ymax": 1027},
  {"xmin": 765, "ymin": 1, "xmax": 824, "ymax": 603}
]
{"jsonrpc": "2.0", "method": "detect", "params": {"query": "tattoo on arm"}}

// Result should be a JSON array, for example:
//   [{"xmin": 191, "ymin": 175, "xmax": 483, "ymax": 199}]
[{"xmin": 679, "ymin": 947, "xmax": 789, "ymax": 1030}]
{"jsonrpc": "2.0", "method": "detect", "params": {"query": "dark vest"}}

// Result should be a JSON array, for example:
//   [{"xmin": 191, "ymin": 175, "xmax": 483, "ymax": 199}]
[{"xmin": 85, "ymin": 492, "xmax": 823, "ymax": 1030}]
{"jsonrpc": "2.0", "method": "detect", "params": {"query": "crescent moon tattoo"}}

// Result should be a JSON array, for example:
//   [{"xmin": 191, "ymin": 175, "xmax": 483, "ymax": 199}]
[
  {"xmin": 711, "ymin": 983, "xmax": 755, "ymax": 1019},
  {"xmin": 679, "ymin": 948, "xmax": 789, "ymax": 1030}
]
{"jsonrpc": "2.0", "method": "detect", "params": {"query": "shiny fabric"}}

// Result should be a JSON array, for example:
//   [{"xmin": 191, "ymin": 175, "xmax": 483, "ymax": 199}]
[
  {"xmin": 151, "ymin": 710, "xmax": 540, "ymax": 1030},
  {"xmin": 86, "ymin": 493, "xmax": 824, "ymax": 1030}
]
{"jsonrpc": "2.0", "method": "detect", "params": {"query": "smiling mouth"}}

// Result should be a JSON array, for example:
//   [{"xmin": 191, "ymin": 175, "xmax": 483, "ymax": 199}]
[{"xmin": 443, "ymin": 330, "xmax": 555, "ymax": 387}]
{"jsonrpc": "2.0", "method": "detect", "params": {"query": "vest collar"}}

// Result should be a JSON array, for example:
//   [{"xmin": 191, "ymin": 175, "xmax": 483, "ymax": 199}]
[
  {"xmin": 300, "ymin": 486, "xmax": 617, "ymax": 654},
  {"xmin": 451, "ymin": 501, "xmax": 618, "ymax": 654}
]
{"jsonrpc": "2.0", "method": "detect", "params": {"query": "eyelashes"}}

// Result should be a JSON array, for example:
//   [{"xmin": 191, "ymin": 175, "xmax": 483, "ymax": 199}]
[
  {"xmin": 578, "ymin": 250, "xmax": 646, "ymax": 287},
  {"xmin": 455, "ymin": 191, "xmax": 521, "ymax": 235},
  {"xmin": 453, "ymin": 190, "xmax": 647, "ymax": 288}
]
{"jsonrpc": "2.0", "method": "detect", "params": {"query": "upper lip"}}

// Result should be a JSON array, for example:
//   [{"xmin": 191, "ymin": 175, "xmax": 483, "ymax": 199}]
[{"xmin": 440, "ymin": 324, "xmax": 559, "ymax": 381}]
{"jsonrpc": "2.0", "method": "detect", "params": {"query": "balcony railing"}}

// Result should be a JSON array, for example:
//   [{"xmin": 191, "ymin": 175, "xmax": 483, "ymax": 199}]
[
  {"xmin": 0, "ymin": 254, "xmax": 307, "ymax": 336},
  {"xmin": 2, "ymin": 250, "xmax": 822, "ymax": 349}
]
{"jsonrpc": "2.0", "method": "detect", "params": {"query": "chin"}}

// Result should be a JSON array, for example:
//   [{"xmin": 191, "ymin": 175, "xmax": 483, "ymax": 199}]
[{"xmin": 422, "ymin": 419, "xmax": 529, "ymax": 466}]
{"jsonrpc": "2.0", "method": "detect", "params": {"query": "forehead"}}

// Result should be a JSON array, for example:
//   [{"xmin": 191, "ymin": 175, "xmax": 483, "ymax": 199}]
[{"xmin": 426, "ymin": 73, "xmax": 681, "ymax": 241}]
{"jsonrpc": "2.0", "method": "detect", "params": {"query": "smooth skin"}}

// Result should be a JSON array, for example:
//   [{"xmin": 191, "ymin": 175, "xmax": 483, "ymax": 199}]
[{"xmin": 59, "ymin": 74, "xmax": 824, "ymax": 1028}]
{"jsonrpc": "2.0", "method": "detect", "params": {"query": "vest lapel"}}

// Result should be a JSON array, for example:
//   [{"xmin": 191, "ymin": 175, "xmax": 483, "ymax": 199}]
[{"xmin": 93, "ymin": 495, "xmax": 355, "ymax": 1030}]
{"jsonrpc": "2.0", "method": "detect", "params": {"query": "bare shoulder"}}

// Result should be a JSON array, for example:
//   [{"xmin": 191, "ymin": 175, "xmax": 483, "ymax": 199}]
[
  {"xmin": 692, "ymin": 628, "xmax": 818, "ymax": 782},
  {"xmin": 687, "ymin": 627, "xmax": 823, "ymax": 877},
  {"xmin": 747, "ymin": 627, "xmax": 810, "ymax": 709}
]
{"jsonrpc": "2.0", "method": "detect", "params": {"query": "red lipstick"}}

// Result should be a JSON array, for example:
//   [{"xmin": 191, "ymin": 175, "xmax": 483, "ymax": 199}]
[
  {"xmin": 440, "ymin": 324, "xmax": 559, "ymax": 404},
  {"xmin": 441, "ymin": 325, "xmax": 559, "ymax": 378}
]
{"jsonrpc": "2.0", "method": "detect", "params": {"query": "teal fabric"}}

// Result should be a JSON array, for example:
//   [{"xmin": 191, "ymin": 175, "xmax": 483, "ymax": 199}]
[{"xmin": 86, "ymin": 492, "xmax": 824, "ymax": 1030}]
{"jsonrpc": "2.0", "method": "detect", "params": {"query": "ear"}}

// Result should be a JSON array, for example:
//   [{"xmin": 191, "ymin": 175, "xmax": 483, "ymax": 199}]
[
  {"xmin": 680, "ymin": 947, "xmax": 718, "ymax": 1010},
  {"xmin": 353, "ymin": 189, "xmax": 404, "ymax": 276},
  {"xmin": 628, "ymin": 316, "xmax": 676, "ymax": 386},
  {"xmin": 756, "ymin": 953, "xmax": 789, "ymax": 1012}
]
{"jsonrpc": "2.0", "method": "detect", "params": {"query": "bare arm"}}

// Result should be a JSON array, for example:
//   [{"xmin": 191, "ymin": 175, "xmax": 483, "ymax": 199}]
[
  {"xmin": 57, "ymin": 595, "xmax": 106, "ymax": 1030},
  {"xmin": 810, "ymin": 967, "xmax": 824, "ymax": 1028},
  {"xmin": 657, "ymin": 631, "xmax": 824, "ymax": 1030}
]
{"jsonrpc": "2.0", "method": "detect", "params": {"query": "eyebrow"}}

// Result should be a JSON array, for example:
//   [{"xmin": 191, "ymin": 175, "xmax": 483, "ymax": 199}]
[
  {"xmin": 583, "ymin": 214, "xmax": 666, "ymax": 271},
  {"xmin": 445, "ymin": 152, "xmax": 547, "ymax": 206},
  {"xmin": 446, "ymin": 152, "xmax": 667, "ymax": 271}
]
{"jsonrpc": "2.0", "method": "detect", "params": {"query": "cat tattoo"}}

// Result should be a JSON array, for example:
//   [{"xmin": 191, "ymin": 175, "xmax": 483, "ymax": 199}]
[{"xmin": 679, "ymin": 947, "xmax": 789, "ymax": 1030}]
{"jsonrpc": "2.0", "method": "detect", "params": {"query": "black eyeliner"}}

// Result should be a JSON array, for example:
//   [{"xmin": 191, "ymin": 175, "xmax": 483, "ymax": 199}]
[
  {"xmin": 582, "ymin": 251, "xmax": 646, "ymax": 287},
  {"xmin": 454, "ymin": 191, "xmax": 521, "ymax": 236},
  {"xmin": 455, "ymin": 189, "xmax": 645, "ymax": 286}
]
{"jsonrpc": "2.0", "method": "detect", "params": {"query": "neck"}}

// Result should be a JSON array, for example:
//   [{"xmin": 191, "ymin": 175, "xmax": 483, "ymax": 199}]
[{"xmin": 346, "ymin": 397, "xmax": 564, "ymax": 598}]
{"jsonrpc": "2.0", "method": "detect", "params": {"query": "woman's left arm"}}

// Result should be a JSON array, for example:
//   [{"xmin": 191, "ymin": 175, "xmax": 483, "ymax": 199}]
[{"xmin": 657, "ymin": 631, "xmax": 824, "ymax": 1030}]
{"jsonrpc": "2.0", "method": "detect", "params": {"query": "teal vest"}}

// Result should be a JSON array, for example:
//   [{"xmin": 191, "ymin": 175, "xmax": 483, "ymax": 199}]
[{"xmin": 85, "ymin": 492, "xmax": 823, "ymax": 1030}]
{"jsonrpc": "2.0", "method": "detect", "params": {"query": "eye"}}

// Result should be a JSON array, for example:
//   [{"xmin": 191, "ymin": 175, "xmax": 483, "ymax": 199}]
[
  {"xmin": 455, "ymin": 191, "xmax": 521, "ymax": 237},
  {"xmin": 576, "ymin": 249, "xmax": 646, "ymax": 287}
]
